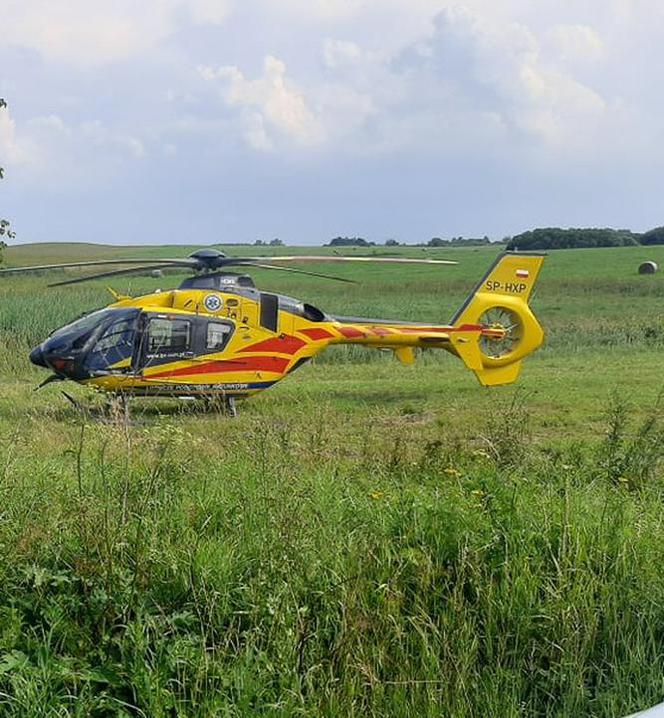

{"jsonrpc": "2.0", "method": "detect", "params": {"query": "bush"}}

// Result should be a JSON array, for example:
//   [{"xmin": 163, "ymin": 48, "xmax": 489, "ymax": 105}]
[
  {"xmin": 640, "ymin": 226, "xmax": 664, "ymax": 245},
  {"xmin": 327, "ymin": 237, "xmax": 375, "ymax": 247}
]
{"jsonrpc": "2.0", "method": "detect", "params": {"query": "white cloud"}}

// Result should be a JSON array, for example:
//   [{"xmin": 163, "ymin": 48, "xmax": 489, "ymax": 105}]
[
  {"xmin": 251, "ymin": 0, "xmax": 365, "ymax": 24},
  {"xmin": 187, "ymin": 0, "xmax": 232, "ymax": 25},
  {"xmin": 0, "ymin": 109, "xmax": 29, "ymax": 166},
  {"xmin": 0, "ymin": 113, "xmax": 146, "ymax": 188},
  {"xmin": 80, "ymin": 121, "xmax": 146, "ymax": 159},
  {"xmin": 193, "ymin": 4, "xmax": 616, "ymax": 160},
  {"xmin": 26, "ymin": 115, "xmax": 146, "ymax": 160},
  {"xmin": 201, "ymin": 56, "xmax": 325, "ymax": 149},
  {"xmin": 2, "ymin": 0, "xmax": 234, "ymax": 66},
  {"xmin": 0, "ymin": 107, "xmax": 41, "ymax": 178},
  {"xmin": 3, "ymin": 2, "xmax": 167, "ymax": 66},
  {"xmin": 369, "ymin": 6, "xmax": 610, "ymax": 154},
  {"xmin": 322, "ymin": 39, "xmax": 364, "ymax": 69},
  {"xmin": 549, "ymin": 24, "xmax": 605, "ymax": 64}
]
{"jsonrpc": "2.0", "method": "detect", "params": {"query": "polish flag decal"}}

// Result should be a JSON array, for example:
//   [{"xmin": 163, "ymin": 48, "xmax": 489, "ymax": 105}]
[{"xmin": 516, "ymin": 269, "xmax": 529, "ymax": 278}]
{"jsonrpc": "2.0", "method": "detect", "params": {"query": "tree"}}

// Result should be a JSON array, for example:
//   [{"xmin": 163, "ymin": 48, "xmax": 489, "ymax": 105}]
[
  {"xmin": 385, "ymin": 238, "xmax": 400, "ymax": 246},
  {"xmin": 269, "ymin": 238, "xmax": 284, "ymax": 246},
  {"xmin": 326, "ymin": 236, "xmax": 375, "ymax": 247},
  {"xmin": 0, "ymin": 98, "xmax": 15, "ymax": 259},
  {"xmin": 254, "ymin": 239, "xmax": 265, "ymax": 246},
  {"xmin": 640, "ymin": 227, "xmax": 664, "ymax": 245}
]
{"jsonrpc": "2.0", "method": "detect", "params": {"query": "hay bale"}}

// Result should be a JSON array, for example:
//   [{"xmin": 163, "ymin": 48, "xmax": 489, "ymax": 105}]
[{"xmin": 638, "ymin": 261, "xmax": 658, "ymax": 275}]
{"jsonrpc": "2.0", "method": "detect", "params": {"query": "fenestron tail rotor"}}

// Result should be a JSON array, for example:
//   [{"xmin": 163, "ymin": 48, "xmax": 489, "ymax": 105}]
[{"xmin": 0, "ymin": 247, "xmax": 458, "ymax": 286}]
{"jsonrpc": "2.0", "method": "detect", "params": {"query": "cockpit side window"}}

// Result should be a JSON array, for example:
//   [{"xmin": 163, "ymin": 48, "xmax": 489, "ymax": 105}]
[
  {"xmin": 206, "ymin": 321, "xmax": 233, "ymax": 351},
  {"xmin": 146, "ymin": 317, "xmax": 192, "ymax": 357}
]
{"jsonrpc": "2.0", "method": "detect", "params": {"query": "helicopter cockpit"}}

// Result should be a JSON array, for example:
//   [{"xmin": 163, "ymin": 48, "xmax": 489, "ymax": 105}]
[
  {"xmin": 29, "ymin": 308, "xmax": 141, "ymax": 380},
  {"xmin": 29, "ymin": 307, "xmax": 236, "ymax": 381}
]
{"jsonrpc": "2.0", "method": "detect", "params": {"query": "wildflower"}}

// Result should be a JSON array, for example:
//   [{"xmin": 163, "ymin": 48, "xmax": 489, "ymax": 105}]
[
  {"xmin": 471, "ymin": 489, "xmax": 484, "ymax": 499},
  {"xmin": 370, "ymin": 491, "xmax": 384, "ymax": 500},
  {"xmin": 444, "ymin": 467, "xmax": 461, "ymax": 478},
  {"xmin": 617, "ymin": 476, "xmax": 629, "ymax": 486}
]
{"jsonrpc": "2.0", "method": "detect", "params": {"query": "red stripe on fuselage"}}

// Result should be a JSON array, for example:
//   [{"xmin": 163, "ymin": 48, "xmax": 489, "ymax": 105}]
[
  {"xmin": 146, "ymin": 356, "xmax": 290, "ymax": 378},
  {"xmin": 337, "ymin": 326, "xmax": 365, "ymax": 338},
  {"xmin": 454, "ymin": 324, "xmax": 483, "ymax": 332},
  {"xmin": 298, "ymin": 328, "xmax": 334, "ymax": 340},
  {"xmin": 239, "ymin": 335, "xmax": 306, "ymax": 354},
  {"xmin": 391, "ymin": 324, "xmax": 482, "ymax": 334},
  {"xmin": 335, "ymin": 323, "xmax": 482, "ymax": 339}
]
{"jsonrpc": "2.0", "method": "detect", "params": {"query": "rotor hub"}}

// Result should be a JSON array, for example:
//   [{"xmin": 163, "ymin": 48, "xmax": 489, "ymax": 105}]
[{"xmin": 188, "ymin": 248, "xmax": 227, "ymax": 272}]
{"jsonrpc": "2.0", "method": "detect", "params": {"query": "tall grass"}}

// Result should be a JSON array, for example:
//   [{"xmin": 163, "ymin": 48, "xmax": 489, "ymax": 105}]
[{"xmin": 0, "ymin": 398, "xmax": 664, "ymax": 716}]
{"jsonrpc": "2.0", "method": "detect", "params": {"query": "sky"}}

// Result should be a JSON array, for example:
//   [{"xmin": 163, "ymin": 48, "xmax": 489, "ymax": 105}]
[{"xmin": 1, "ymin": 0, "xmax": 664, "ymax": 246}]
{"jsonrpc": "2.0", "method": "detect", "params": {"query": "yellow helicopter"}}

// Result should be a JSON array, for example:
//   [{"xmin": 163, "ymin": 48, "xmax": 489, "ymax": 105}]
[{"xmin": 1, "ymin": 249, "xmax": 545, "ymax": 414}]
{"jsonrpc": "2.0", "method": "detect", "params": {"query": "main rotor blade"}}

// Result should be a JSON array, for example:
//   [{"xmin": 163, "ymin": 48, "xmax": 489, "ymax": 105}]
[
  {"xmin": 0, "ymin": 258, "xmax": 197, "ymax": 274},
  {"xmin": 246, "ymin": 263, "xmax": 357, "ymax": 284},
  {"xmin": 48, "ymin": 264, "xmax": 184, "ymax": 287},
  {"xmin": 239, "ymin": 256, "xmax": 458, "ymax": 265}
]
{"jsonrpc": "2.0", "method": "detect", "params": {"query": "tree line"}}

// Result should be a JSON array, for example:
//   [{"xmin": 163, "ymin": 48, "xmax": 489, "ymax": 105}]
[
  {"xmin": 326, "ymin": 236, "xmax": 493, "ymax": 248},
  {"xmin": 504, "ymin": 227, "xmax": 664, "ymax": 251},
  {"xmin": 327, "ymin": 229, "xmax": 664, "ymax": 250}
]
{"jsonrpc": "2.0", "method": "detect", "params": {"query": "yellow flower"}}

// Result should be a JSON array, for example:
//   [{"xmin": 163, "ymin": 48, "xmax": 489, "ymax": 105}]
[
  {"xmin": 471, "ymin": 489, "xmax": 484, "ymax": 499},
  {"xmin": 370, "ymin": 491, "xmax": 384, "ymax": 500},
  {"xmin": 444, "ymin": 467, "xmax": 461, "ymax": 478}
]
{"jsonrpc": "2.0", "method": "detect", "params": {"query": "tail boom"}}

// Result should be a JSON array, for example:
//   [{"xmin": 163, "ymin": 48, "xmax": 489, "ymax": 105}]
[{"xmin": 328, "ymin": 252, "xmax": 545, "ymax": 385}]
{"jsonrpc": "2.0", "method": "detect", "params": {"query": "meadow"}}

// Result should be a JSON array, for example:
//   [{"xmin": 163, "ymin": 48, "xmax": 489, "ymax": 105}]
[{"xmin": 1, "ymin": 242, "xmax": 664, "ymax": 716}]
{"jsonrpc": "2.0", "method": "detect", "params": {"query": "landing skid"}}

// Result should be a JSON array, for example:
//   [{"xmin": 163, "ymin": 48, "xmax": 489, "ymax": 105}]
[
  {"xmin": 61, "ymin": 390, "xmax": 84, "ymax": 411},
  {"xmin": 61, "ymin": 390, "xmax": 238, "ymax": 419},
  {"xmin": 201, "ymin": 395, "xmax": 238, "ymax": 417},
  {"xmin": 62, "ymin": 390, "xmax": 133, "ymax": 424}
]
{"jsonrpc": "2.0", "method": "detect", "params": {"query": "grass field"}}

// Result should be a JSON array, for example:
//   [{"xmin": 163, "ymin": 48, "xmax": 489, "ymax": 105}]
[{"xmin": 1, "ymin": 243, "xmax": 664, "ymax": 716}]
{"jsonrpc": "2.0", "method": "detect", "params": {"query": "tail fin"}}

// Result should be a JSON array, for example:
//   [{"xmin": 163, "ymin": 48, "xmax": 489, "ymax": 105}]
[{"xmin": 449, "ymin": 252, "xmax": 546, "ymax": 386}]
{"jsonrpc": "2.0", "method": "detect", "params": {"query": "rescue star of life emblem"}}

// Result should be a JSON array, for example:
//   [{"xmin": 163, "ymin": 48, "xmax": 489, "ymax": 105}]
[{"xmin": 204, "ymin": 294, "xmax": 223, "ymax": 312}]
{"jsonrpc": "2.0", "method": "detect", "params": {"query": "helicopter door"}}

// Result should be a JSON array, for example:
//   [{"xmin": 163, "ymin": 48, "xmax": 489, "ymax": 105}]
[{"xmin": 138, "ymin": 314, "xmax": 195, "ymax": 372}]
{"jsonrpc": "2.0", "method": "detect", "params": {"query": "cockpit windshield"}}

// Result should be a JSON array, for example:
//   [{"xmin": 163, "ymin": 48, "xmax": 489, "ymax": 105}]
[
  {"xmin": 48, "ymin": 308, "xmax": 113, "ymax": 349},
  {"xmin": 85, "ymin": 311, "xmax": 139, "ymax": 372},
  {"xmin": 47, "ymin": 308, "xmax": 139, "ymax": 357}
]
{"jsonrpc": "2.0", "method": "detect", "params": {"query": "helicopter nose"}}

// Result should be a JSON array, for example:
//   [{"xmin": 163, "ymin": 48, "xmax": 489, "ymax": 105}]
[{"xmin": 29, "ymin": 345, "xmax": 47, "ymax": 368}]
